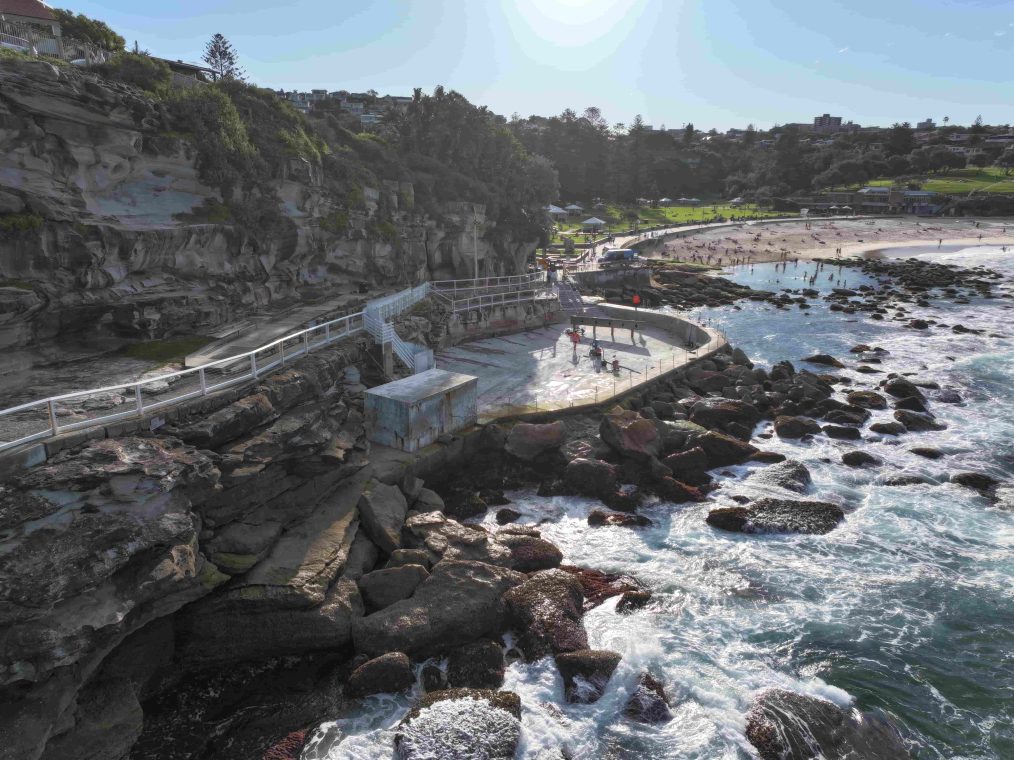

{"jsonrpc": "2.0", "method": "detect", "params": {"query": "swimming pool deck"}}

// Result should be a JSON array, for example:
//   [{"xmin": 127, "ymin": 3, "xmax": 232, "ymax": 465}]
[{"xmin": 435, "ymin": 320, "xmax": 723, "ymax": 421}]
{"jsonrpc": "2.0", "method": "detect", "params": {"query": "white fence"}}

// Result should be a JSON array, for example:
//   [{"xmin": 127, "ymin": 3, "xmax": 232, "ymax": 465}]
[
  {"xmin": 435, "ymin": 286, "xmax": 556, "ymax": 314},
  {"xmin": 0, "ymin": 312, "xmax": 365, "ymax": 453}
]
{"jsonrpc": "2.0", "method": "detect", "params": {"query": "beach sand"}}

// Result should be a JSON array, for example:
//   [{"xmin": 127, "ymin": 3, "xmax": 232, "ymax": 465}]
[{"xmin": 651, "ymin": 217, "xmax": 1014, "ymax": 266}]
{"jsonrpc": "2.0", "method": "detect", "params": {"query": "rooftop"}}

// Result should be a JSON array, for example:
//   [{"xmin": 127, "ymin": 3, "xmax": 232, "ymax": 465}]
[{"xmin": 0, "ymin": 0, "xmax": 54, "ymax": 20}]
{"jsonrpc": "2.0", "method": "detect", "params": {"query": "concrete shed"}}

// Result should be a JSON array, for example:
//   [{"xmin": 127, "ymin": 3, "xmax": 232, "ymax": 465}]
[{"xmin": 365, "ymin": 369, "xmax": 478, "ymax": 452}]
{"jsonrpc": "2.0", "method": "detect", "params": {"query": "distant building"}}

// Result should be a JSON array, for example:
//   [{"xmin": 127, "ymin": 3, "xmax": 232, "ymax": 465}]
[
  {"xmin": 0, "ymin": 0, "xmax": 62, "ymax": 56},
  {"xmin": 814, "ymin": 113, "xmax": 842, "ymax": 129},
  {"xmin": 916, "ymin": 118, "xmax": 936, "ymax": 130}
]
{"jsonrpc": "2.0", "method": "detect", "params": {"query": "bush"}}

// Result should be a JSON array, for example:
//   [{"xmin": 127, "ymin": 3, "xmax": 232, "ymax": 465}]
[
  {"xmin": 53, "ymin": 9, "xmax": 125, "ymax": 51},
  {"xmin": 318, "ymin": 210, "xmax": 349, "ymax": 234},
  {"xmin": 166, "ymin": 86, "xmax": 255, "ymax": 197},
  {"xmin": 96, "ymin": 53, "xmax": 170, "ymax": 92},
  {"xmin": 0, "ymin": 213, "xmax": 44, "ymax": 233}
]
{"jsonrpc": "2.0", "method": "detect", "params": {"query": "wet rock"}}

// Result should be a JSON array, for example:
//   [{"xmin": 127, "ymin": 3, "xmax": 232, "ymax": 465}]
[
  {"xmin": 935, "ymin": 390, "xmax": 963, "ymax": 404},
  {"xmin": 395, "ymin": 689, "xmax": 521, "ymax": 760},
  {"xmin": 883, "ymin": 377, "xmax": 925, "ymax": 400},
  {"xmin": 495, "ymin": 507, "xmax": 522, "ymax": 525},
  {"xmin": 600, "ymin": 406, "xmax": 662, "ymax": 460},
  {"xmin": 951, "ymin": 472, "xmax": 999, "ymax": 492},
  {"xmin": 774, "ymin": 415, "xmax": 821, "ymax": 439},
  {"xmin": 616, "ymin": 589, "xmax": 653, "ymax": 613},
  {"xmin": 745, "ymin": 689, "xmax": 912, "ymax": 760},
  {"xmin": 894, "ymin": 396, "xmax": 928, "ymax": 413},
  {"xmin": 910, "ymin": 447, "xmax": 944, "ymax": 460},
  {"xmin": 706, "ymin": 497, "xmax": 844, "ymax": 535},
  {"xmin": 346, "ymin": 652, "xmax": 415, "ymax": 699},
  {"xmin": 694, "ymin": 429, "xmax": 758, "ymax": 466},
  {"xmin": 505, "ymin": 421, "xmax": 567, "ymax": 461},
  {"xmin": 689, "ymin": 398, "xmax": 761, "ymax": 436},
  {"xmin": 421, "ymin": 664, "xmax": 447, "ymax": 693},
  {"xmin": 414, "ymin": 488, "xmax": 445, "ymax": 513},
  {"xmin": 587, "ymin": 509, "xmax": 651, "ymax": 528},
  {"xmin": 883, "ymin": 473, "xmax": 937, "ymax": 486},
  {"xmin": 503, "ymin": 569, "xmax": 588, "ymax": 660},
  {"xmin": 847, "ymin": 390, "xmax": 888, "ymax": 410},
  {"xmin": 358, "ymin": 564, "xmax": 430, "ymax": 612},
  {"xmin": 559, "ymin": 565, "xmax": 645, "ymax": 610},
  {"xmin": 749, "ymin": 459, "xmax": 813, "ymax": 493},
  {"xmin": 803, "ymin": 354, "xmax": 845, "ymax": 368},
  {"xmin": 870, "ymin": 421, "xmax": 906, "ymax": 435},
  {"xmin": 654, "ymin": 476, "xmax": 705, "ymax": 503},
  {"xmin": 823, "ymin": 425, "xmax": 861, "ymax": 440},
  {"xmin": 555, "ymin": 649, "xmax": 622, "ymax": 704},
  {"xmin": 893, "ymin": 410, "xmax": 946, "ymax": 432},
  {"xmin": 623, "ymin": 672, "xmax": 673, "ymax": 724},
  {"xmin": 446, "ymin": 640, "xmax": 505, "ymax": 690},
  {"xmin": 498, "ymin": 532, "xmax": 563, "ymax": 573},
  {"xmin": 749, "ymin": 451, "xmax": 787, "ymax": 464},
  {"xmin": 358, "ymin": 480, "xmax": 409, "ymax": 554},
  {"xmin": 662, "ymin": 446, "xmax": 710, "ymax": 485},
  {"xmin": 352, "ymin": 560, "xmax": 523, "ymax": 658},
  {"xmin": 842, "ymin": 450, "xmax": 880, "ymax": 468},
  {"xmin": 563, "ymin": 458, "xmax": 618, "ymax": 498}
]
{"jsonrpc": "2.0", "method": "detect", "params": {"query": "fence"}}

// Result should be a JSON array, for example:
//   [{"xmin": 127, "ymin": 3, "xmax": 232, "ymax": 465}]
[
  {"xmin": 436, "ymin": 287, "xmax": 556, "ymax": 314},
  {"xmin": 430, "ymin": 272, "xmax": 546, "ymax": 298},
  {"xmin": 0, "ymin": 312, "xmax": 365, "ymax": 453}
]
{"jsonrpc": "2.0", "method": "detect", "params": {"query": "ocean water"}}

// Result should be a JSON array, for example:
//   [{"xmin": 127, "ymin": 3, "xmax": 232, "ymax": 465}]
[{"xmin": 304, "ymin": 246, "xmax": 1014, "ymax": 759}]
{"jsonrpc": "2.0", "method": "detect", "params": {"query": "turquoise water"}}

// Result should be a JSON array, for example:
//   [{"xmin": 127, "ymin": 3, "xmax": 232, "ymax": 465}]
[{"xmin": 304, "ymin": 246, "xmax": 1014, "ymax": 759}]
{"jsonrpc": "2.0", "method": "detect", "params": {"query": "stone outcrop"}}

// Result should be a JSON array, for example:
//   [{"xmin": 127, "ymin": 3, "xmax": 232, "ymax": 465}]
[
  {"xmin": 554, "ymin": 649, "xmax": 622, "ymax": 704},
  {"xmin": 707, "ymin": 497, "xmax": 844, "ymax": 535},
  {"xmin": 395, "ymin": 690, "xmax": 522, "ymax": 760},
  {"xmin": 503, "ymin": 569, "xmax": 588, "ymax": 660}
]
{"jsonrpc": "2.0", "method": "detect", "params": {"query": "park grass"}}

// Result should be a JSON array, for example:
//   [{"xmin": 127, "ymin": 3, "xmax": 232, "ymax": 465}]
[
  {"xmin": 852, "ymin": 167, "xmax": 1014, "ymax": 195},
  {"xmin": 120, "ymin": 336, "xmax": 212, "ymax": 363},
  {"xmin": 550, "ymin": 203, "xmax": 791, "ymax": 242}
]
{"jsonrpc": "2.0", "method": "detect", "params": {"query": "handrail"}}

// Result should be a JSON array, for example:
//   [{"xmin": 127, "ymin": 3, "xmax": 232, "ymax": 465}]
[{"xmin": 0, "ymin": 311, "xmax": 365, "ymax": 452}]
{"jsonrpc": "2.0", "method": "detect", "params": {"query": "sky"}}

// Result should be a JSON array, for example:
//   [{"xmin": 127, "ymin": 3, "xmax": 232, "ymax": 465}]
[{"xmin": 64, "ymin": 0, "xmax": 1014, "ymax": 130}]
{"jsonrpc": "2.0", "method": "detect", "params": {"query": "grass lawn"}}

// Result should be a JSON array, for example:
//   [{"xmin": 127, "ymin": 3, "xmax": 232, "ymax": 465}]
[
  {"xmin": 120, "ymin": 336, "xmax": 212, "ymax": 363},
  {"xmin": 549, "ymin": 203, "xmax": 792, "ymax": 242},
  {"xmin": 852, "ymin": 167, "xmax": 1014, "ymax": 195}
]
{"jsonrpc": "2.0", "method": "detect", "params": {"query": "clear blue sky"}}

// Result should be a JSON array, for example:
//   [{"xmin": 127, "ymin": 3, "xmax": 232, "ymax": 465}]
[{"xmin": 66, "ymin": 0, "xmax": 1013, "ymax": 130}]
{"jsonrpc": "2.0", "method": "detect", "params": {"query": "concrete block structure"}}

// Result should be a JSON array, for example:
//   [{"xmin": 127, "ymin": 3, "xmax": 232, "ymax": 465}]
[{"xmin": 365, "ymin": 369, "xmax": 478, "ymax": 452}]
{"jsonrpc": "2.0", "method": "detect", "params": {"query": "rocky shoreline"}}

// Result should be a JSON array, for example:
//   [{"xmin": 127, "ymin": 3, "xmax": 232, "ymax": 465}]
[{"xmin": 1, "ymin": 256, "xmax": 1009, "ymax": 759}]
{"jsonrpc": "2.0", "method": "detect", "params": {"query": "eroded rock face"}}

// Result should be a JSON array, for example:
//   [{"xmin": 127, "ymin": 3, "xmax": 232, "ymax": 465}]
[
  {"xmin": 352, "ymin": 560, "xmax": 523, "ymax": 658},
  {"xmin": 707, "ymin": 497, "xmax": 844, "ymax": 535},
  {"xmin": 745, "ymin": 689, "xmax": 912, "ymax": 760},
  {"xmin": 600, "ymin": 406, "xmax": 662, "ymax": 460},
  {"xmin": 401, "ymin": 511, "xmax": 512, "ymax": 567},
  {"xmin": 357, "ymin": 481, "xmax": 408, "ymax": 555},
  {"xmin": 504, "ymin": 421, "xmax": 567, "ymax": 461}
]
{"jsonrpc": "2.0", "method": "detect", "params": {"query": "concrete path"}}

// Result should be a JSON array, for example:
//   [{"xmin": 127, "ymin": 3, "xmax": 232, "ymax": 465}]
[{"xmin": 435, "ymin": 321, "xmax": 716, "ymax": 421}]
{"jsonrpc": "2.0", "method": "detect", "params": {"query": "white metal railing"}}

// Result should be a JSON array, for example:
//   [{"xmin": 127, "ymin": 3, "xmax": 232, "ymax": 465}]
[
  {"xmin": 430, "ymin": 272, "xmax": 545, "ymax": 297},
  {"xmin": 0, "ymin": 31, "xmax": 30, "ymax": 50},
  {"xmin": 442, "ymin": 287, "xmax": 556, "ymax": 314},
  {"xmin": 363, "ymin": 283, "xmax": 434, "ymax": 373},
  {"xmin": 0, "ymin": 311, "xmax": 365, "ymax": 453}
]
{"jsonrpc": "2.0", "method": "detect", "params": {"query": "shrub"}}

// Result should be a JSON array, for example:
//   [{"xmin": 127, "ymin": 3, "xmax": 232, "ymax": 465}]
[
  {"xmin": 318, "ymin": 210, "xmax": 349, "ymax": 234},
  {"xmin": 96, "ymin": 53, "xmax": 170, "ymax": 92},
  {"xmin": 53, "ymin": 9, "xmax": 125, "ymax": 51},
  {"xmin": 0, "ymin": 213, "xmax": 44, "ymax": 233}
]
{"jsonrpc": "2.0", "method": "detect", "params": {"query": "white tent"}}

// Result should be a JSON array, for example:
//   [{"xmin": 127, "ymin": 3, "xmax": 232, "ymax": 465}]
[
  {"xmin": 659, "ymin": 197, "xmax": 673, "ymax": 204},
  {"xmin": 581, "ymin": 217, "xmax": 607, "ymax": 229},
  {"xmin": 565, "ymin": 203, "xmax": 584, "ymax": 212},
  {"xmin": 546, "ymin": 204, "xmax": 567, "ymax": 217}
]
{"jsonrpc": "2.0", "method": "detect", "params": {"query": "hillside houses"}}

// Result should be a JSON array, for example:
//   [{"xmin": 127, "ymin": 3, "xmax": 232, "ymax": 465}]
[{"xmin": 274, "ymin": 88, "xmax": 412, "ymax": 126}]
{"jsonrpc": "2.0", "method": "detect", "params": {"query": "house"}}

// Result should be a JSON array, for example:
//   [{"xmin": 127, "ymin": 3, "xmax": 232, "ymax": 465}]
[
  {"xmin": 154, "ymin": 58, "xmax": 215, "ymax": 87},
  {"xmin": 984, "ymin": 134, "xmax": 1014, "ymax": 148},
  {"xmin": 0, "ymin": 0, "xmax": 62, "ymax": 55}
]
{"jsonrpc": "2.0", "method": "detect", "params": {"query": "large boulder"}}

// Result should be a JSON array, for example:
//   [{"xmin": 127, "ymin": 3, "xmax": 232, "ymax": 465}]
[
  {"xmin": 746, "ymin": 459, "xmax": 812, "ymax": 493},
  {"xmin": 842, "ymin": 450, "xmax": 881, "ymax": 468},
  {"xmin": 706, "ymin": 497, "xmax": 844, "ymax": 535},
  {"xmin": 357, "ymin": 480, "xmax": 408, "ymax": 554},
  {"xmin": 600, "ymin": 406, "xmax": 662, "ymax": 460},
  {"xmin": 497, "ymin": 532, "xmax": 563, "ymax": 573},
  {"xmin": 352, "ymin": 560, "xmax": 523, "ymax": 658},
  {"xmin": 689, "ymin": 398, "xmax": 761, "ymax": 435},
  {"xmin": 624, "ymin": 672, "xmax": 673, "ymax": 724},
  {"xmin": 694, "ymin": 430, "xmax": 758, "ymax": 466},
  {"xmin": 847, "ymin": 390, "xmax": 888, "ymax": 410},
  {"xmin": 395, "ymin": 689, "xmax": 521, "ymax": 760},
  {"xmin": 588, "ymin": 509, "xmax": 652, "ymax": 528},
  {"xmin": 503, "ymin": 569, "xmax": 588, "ymax": 660},
  {"xmin": 894, "ymin": 410, "xmax": 946, "ymax": 431},
  {"xmin": 662, "ymin": 446, "xmax": 710, "ymax": 484},
  {"xmin": 883, "ymin": 377, "xmax": 925, "ymax": 400},
  {"xmin": 774, "ymin": 415, "xmax": 822, "ymax": 439},
  {"xmin": 401, "ymin": 512, "xmax": 512, "ymax": 567},
  {"xmin": 357, "ymin": 565, "xmax": 430, "ymax": 612},
  {"xmin": 346, "ymin": 652, "xmax": 415, "ymax": 699},
  {"xmin": 745, "ymin": 689, "xmax": 912, "ymax": 760},
  {"xmin": 504, "ymin": 421, "xmax": 567, "ymax": 461},
  {"xmin": 802, "ymin": 353, "xmax": 845, "ymax": 368},
  {"xmin": 554, "ymin": 649, "xmax": 622, "ymax": 704},
  {"xmin": 446, "ymin": 640, "xmax": 506, "ymax": 690},
  {"xmin": 563, "ymin": 458, "xmax": 618, "ymax": 498}
]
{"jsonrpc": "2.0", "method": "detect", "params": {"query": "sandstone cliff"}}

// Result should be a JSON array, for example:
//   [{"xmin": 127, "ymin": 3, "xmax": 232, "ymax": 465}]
[{"xmin": 0, "ymin": 58, "xmax": 537, "ymax": 362}]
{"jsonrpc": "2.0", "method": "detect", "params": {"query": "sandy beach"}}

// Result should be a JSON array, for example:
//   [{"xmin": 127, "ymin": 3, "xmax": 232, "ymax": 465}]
[{"xmin": 654, "ymin": 217, "xmax": 1014, "ymax": 265}]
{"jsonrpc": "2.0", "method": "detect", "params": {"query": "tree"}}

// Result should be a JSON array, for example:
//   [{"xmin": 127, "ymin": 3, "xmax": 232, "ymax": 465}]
[
  {"xmin": 743, "ymin": 124, "xmax": 756, "ymax": 146},
  {"xmin": 886, "ymin": 122, "xmax": 915, "ymax": 156},
  {"xmin": 998, "ymin": 150, "xmax": 1014, "ymax": 176},
  {"xmin": 54, "ymin": 9, "xmax": 124, "ymax": 51},
  {"xmin": 968, "ymin": 152, "xmax": 991, "ymax": 168},
  {"xmin": 202, "ymin": 34, "xmax": 245, "ymax": 81},
  {"xmin": 683, "ymin": 123, "xmax": 695, "ymax": 145}
]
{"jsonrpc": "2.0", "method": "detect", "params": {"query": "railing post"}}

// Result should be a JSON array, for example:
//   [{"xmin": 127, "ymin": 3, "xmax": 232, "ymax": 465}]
[
  {"xmin": 303, "ymin": 332, "xmax": 310, "ymax": 354},
  {"xmin": 48, "ymin": 399, "xmax": 59, "ymax": 435},
  {"xmin": 134, "ymin": 385, "xmax": 143, "ymax": 416},
  {"xmin": 199, "ymin": 367, "xmax": 207, "ymax": 395},
  {"xmin": 325, "ymin": 323, "xmax": 331, "ymax": 343},
  {"xmin": 251, "ymin": 353, "xmax": 259, "ymax": 378},
  {"xmin": 279, "ymin": 343, "xmax": 285, "ymax": 365}
]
